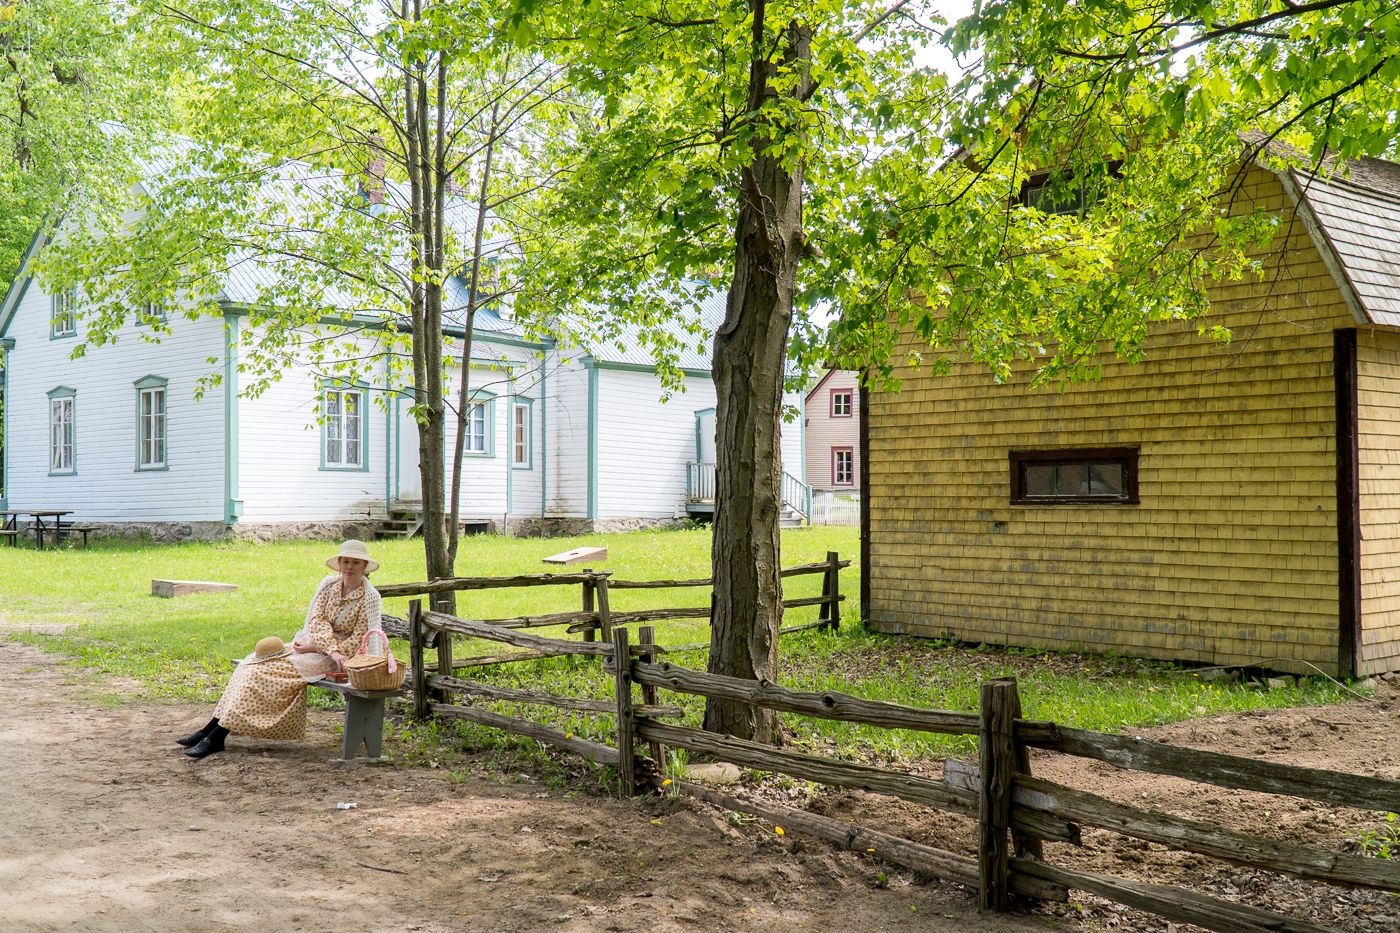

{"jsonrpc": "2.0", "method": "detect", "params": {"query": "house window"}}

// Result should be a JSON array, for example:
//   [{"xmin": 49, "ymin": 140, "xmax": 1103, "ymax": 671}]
[
  {"xmin": 512, "ymin": 403, "xmax": 530, "ymax": 467},
  {"xmin": 51, "ymin": 290, "xmax": 76, "ymax": 338},
  {"xmin": 831, "ymin": 389, "xmax": 853, "ymax": 418},
  {"xmin": 136, "ymin": 380, "xmax": 167, "ymax": 469},
  {"xmin": 325, "ymin": 388, "xmax": 363, "ymax": 467},
  {"xmin": 464, "ymin": 402, "xmax": 488, "ymax": 453},
  {"xmin": 833, "ymin": 447, "xmax": 854, "ymax": 486},
  {"xmin": 142, "ymin": 300, "xmax": 167, "ymax": 324},
  {"xmin": 49, "ymin": 392, "xmax": 75, "ymax": 473},
  {"xmin": 1009, "ymin": 448, "xmax": 1139, "ymax": 504}
]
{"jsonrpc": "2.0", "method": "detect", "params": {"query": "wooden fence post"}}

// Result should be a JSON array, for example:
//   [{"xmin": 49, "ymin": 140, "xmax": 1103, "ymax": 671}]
[
  {"xmin": 639, "ymin": 625, "xmax": 664, "ymax": 770},
  {"xmin": 408, "ymin": 599, "xmax": 429, "ymax": 720},
  {"xmin": 979, "ymin": 677, "xmax": 1017, "ymax": 911},
  {"xmin": 825, "ymin": 550, "xmax": 841, "ymax": 631},
  {"xmin": 612, "ymin": 627, "xmax": 636, "ymax": 797},
  {"xmin": 581, "ymin": 570, "xmax": 596, "ymax": 642},
  {"xmin": 435, "ymin": 603, "xmax": 453, "ymax": 702},
  {"xmin": 1007, "ymin": 685, "xmax": 1045, "ymax": 864},
  {"xmin": 596, "ymin": 576, "xmax": 614, "ymax": 642}
]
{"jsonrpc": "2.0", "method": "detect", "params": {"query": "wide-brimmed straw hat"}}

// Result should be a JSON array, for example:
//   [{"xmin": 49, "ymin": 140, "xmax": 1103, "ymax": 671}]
[
  {"xmin": 326, "ymin": 539, "xmax": 379, "ymax": 574},
  {"xmin": 253, "ymin": 636, "xmax": 291, "ymax": 661}
]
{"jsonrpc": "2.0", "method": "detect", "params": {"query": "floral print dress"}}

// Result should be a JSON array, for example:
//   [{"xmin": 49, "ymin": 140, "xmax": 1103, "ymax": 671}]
[{"xmin": 213, "ymin": 575, "xmax": 382, "ymax": 740}]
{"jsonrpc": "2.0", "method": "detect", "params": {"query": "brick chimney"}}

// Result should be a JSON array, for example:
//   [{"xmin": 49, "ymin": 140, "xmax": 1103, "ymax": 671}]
[{"xmin": 361, "ymin": 135, "xmax": 385, "ymax": 206}]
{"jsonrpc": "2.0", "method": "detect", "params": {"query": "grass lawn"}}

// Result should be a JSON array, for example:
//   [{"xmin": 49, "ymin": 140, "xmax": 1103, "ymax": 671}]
[{"xmin": 0, "ymin": 525, "xmax": 1357, "ymax": 765}]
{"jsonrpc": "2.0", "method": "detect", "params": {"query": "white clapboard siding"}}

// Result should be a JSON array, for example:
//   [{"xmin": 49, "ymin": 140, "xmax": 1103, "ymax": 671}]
[
  {"xmin": 780, "ymin": 388, "xmax": 805, "ymax": 484},
  {"xmin": 595, "ymin": 367, "xmax": 718, "ymax": 519},
  {"xmin": 803, "ymin": 369, "xmax": 860, "ymax": 490},
  {"xmin": 236, "ymin": 343, "xmax": 388, "ymax": 523},
  {"xmin": 4, "ymin": 282, "xmax": 227, "ymax": 521},
  {"xmin": 546, "ymin": 360, "xmax": 590, "ymax": 517}
]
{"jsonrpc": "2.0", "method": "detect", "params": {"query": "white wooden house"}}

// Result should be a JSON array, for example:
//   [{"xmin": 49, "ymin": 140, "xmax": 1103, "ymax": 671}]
[{"xmin": 0, "ymin": 232, "xmax": 807, "ymax": 542}]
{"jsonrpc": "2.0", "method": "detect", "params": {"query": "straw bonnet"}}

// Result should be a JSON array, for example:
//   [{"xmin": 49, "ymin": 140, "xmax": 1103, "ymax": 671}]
[
  {"xmin": 253, "ymin": 636, "xmax": 291, "ymax": 661},
  {"xmin": 327, "ymin": 539, "xmax": 379, "ymax": 574}
]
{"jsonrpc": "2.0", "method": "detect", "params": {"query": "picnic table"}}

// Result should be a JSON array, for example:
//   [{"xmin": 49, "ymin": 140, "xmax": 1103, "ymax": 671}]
[{"xmin": 0, "ymin": 510, "xmax": 88, "ymax": 549}]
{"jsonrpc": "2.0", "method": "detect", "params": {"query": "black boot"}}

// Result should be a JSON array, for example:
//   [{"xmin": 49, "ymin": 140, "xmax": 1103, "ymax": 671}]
[
  {"xmin": 176, "ymin": 717, "xmax": 220, "ymax": 747},
  {"xmin": 185, "ymin": 725, "xmax": 229, "ymax": 759}
]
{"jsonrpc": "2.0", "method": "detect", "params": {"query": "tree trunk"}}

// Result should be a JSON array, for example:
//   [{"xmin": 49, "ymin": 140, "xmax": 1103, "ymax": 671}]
[{"xmin": 704, "ymin": 10, "xmax": 812, "ymax": 743}]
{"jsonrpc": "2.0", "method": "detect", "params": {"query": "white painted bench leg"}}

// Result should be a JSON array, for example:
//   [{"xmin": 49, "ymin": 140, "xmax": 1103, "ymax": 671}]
[{"xmin": 341, "ymin": 695, "xmax": 386, "ymax": 760}]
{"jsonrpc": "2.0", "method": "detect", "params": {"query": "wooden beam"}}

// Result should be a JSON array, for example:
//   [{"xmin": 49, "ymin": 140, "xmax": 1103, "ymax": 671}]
[
  {"xmin": 669, "ymin": 780, "xmax": 1068, "ymax": 903},
  {"xmin": 431, "ymin": 703, "xmax": 619, "ymax": 767},
  {"xmin": 1012, "ymin": 773, "xmax": 1400, "ymax": 893},
  {"xmin": 1335, "ymin": 327, "xmax": 1362, "ymax": 679},
  {"xmin": 376, "ymin": 572, "xmax": 609, "ymax": 597},
  {"xmin": 632, "ymin": 660, "xmax": 981, "ymax": 735},
  {"xmin": 426, "ymin": 674, "xmax": 683, "ymax": 719},
  {"xmin": 636, "ymin": 720, "xmax": 977, "ymax": 816},
  {"xmin": 1011, "ymin": 859, "xmax": 1344, "ymax": 933},
  {"xmin": 1048, "ymin": 726, "xmax": 1400, "ymax": 813}
]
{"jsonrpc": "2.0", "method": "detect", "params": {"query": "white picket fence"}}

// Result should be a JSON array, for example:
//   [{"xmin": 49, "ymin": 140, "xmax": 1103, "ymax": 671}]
[{"xmin": 810, "ymin": 491, "xmax": 859, "ymax": 526}]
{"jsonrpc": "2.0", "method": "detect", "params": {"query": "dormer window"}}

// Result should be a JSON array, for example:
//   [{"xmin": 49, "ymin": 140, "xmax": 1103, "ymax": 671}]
[{"xmin": 1020, "ymin": 162, "xmax": 1121, "ymax": 217}]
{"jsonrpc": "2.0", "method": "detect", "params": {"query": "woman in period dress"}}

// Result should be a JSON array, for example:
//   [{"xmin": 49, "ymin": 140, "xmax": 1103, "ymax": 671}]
[{"xmin": 177, "ymin": 540, "xmax": 384, "ymax": 759}]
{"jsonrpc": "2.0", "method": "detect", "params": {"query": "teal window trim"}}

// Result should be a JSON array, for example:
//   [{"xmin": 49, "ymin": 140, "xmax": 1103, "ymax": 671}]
[
  {"xmin": 586, "ymin": 360, "xmax": 598, "ymax": 520},
  {"xmin": 459, "ymin": 388, "xmax": 497, "ymax": 459},
  {"xmin": 510, "ymin": 396, "xmax": 534, "ymax": 470},
  {"xmin": 0, "ymin": 337, "xmax": 11, "ymax": 507},
  {"xmin": 50, "ymin": 290, "xmax": 77, "ymax": 340},
  {"xmin": 319, "ymin": 380, "xmax": 372, "ymax": 472},
  {"xmin": 47, "ymin": 385, "xmax": 76, "ymax": 476},
  {"xmin": 136, "ymin": 300, "xmax": 167, "ymax": 327},
  {"xmin": 223, "ymin": 312, "xmax": 241, "ymax": 525},
  {"xmin": 133, "ymin": 375, "xmax": 170, "ymax": 472}
]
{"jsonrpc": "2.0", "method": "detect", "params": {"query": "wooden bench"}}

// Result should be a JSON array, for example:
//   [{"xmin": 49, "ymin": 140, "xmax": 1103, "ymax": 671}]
[
  {"xmin": 313, "ymin": 677, "xmax": 408, "ymax": 763},
  {"xmin": 230, "ymin": 659, "xmax": 408, "ymax": 763},
  {"xmin": 0, "ymin": 528, "xmax": 23, "ymax": 547},
  {"xmin": 59, "ymin": 524, "xmax": 96, "ymax": 548}
]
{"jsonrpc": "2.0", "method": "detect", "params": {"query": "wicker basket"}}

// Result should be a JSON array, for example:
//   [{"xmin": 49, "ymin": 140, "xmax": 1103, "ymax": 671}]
[{"xmin": 344, "ymin": 630, "xmax": 406, "ymax": 691}]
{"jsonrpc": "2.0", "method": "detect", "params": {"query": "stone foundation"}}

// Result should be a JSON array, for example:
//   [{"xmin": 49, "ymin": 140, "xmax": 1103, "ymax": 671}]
[
  {"xmin": 506, "ymin": 516, "xmax": 688, "ymax": 538},
  {"xmin": 79, "ymin": 521, "xmax": 231, "ymax": 544},
  {"xmin": 230, "ymin": 521, "xmax": 382, "ymax": 544}
]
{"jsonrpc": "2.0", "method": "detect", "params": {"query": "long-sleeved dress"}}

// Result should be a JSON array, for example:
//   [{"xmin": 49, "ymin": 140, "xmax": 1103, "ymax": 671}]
[{"xmin": 213, "ymin": 575, "xmax": 383, "ymax": 740}]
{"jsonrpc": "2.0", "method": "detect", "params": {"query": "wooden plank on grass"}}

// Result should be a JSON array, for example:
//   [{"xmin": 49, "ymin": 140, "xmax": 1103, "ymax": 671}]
[
  {"xmin": 543, "ymin": 546, "xmax": 607, "ymax": 565},
  {"xmin": 151, "ymin": 579, "xmax": 238, "ymax": 598},
  {"xmin": 1011, "ymin": 858, "xmax": 1344, "ymax": 933},
  {"xmin": 1049, "ymin": 726, "xmax": 1400, "ymax": 813},
  {"xmin": 669, "ymin": 780, "xmax": 1068, "ymax": 902}
]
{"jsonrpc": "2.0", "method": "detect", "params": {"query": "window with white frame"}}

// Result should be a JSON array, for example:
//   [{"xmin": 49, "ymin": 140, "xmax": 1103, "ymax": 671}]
[
  {"xmin": 512, "ymin": 402, "xmax": 530, "ymax": 467},
  {"xmin": 831, "ymin": 389, "xmax": 853, "ymax": 417},
  {"xmin": 51, "ymin": 290, "xmax": 76, "ymax": 338},
  {"xmin": 136, "ymin": 378, "xmax": 167, "ymax": 469},
  {"xmin": 49, "ymin": 392, "xmax": 75, "ymax": 473},
  {"xmin": 143, "ymin": 300, "xmax": 167, "ymax": 324},
  {"xmin": 465, "ymin": 401, "xmax": 488, "ymax": 453},
  {"xmin": 324, "ymin": 388, "xmax": 363, "ymax": 467}
]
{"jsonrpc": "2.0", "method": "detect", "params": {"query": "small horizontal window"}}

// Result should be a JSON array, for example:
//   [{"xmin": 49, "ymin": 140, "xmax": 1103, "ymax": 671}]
[{"xmin": 1009, "ymin": 448, "xmax": 1138, "ymax": 505}]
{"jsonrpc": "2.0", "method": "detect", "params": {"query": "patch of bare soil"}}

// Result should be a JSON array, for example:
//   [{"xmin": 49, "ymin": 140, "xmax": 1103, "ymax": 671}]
[
  {"xmin": 0, "ymin": 636, "xmax": 1048, "ymax": 933},
  {"xmin": 798, "ymin": 677, "xmax": 1400, "ymax": 933}
]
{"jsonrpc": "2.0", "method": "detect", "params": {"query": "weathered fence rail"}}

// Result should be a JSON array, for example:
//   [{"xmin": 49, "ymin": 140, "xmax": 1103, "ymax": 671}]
[{"xmin": 395, "ymin": 592, "xmax": 1400, "ymax": 933}]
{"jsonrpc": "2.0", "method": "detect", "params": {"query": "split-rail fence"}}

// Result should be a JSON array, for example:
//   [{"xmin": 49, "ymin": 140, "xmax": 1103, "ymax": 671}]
[{"xmin": 374, "ymin": 558, "xmax": 1400, "ymax": 933}]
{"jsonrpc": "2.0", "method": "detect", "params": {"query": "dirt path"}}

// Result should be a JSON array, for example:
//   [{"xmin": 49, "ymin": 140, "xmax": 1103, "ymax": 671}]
[{"xmin": 0, "ymin": 637, "xmax": 1048, "ymax": 933}]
